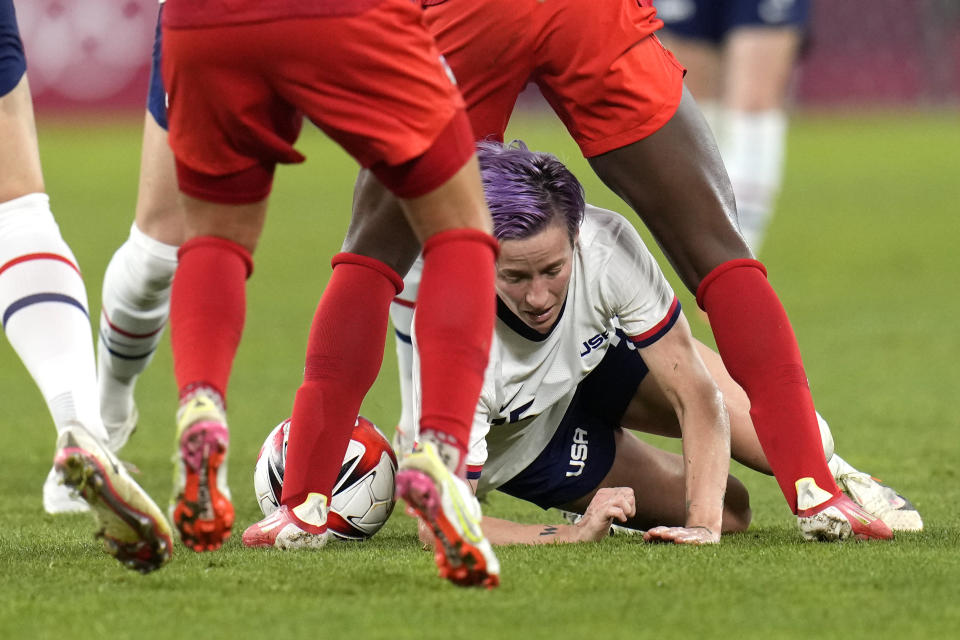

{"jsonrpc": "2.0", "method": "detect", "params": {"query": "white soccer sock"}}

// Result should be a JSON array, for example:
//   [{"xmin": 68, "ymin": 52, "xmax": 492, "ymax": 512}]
[
  {"xmin": 0, "ymin": 193, "xmax": 108, "ymax": 442},
  {"xmin": 390, "ymin": 256, "xmax": 422, "ymax": 454},
  {"xmin": 97, "ymin": 222, "xmax": 178, "ymax": 426},
  {"xmin": 719, "ymin": 108, "xmax": 787, "ymax": 254}
]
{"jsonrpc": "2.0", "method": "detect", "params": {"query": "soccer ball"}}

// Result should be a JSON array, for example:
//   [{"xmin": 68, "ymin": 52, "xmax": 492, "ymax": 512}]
[{"xmin": 253, "ymin": 416, "xmax": 398, "ymax": 541}]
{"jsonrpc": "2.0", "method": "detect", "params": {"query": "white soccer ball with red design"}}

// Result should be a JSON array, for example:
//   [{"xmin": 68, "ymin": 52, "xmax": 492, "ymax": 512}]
[{"xmin": 253, "ymin": 416, "xmax": 398, "ymax": 540}]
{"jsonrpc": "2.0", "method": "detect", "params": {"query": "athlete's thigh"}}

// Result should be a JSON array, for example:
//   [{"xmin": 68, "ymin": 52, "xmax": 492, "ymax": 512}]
[
  {"xmin": 587, "ymin": 86, "xmax": 749, "ymax": 292},
  {"xmin": 620, "ymin": 372, "xmax": 682, "ymax": 439},
  {"xmin": 341, "ymin": 170, "xmax": 421, "ymax": 277},
  {"xmin": 422, "ymin": 0, "xmax": 535, "ymax": 141},
  {"xmin": 134, "ymin": 113, "xmax": 184, "ymax": 245},
  {"xmin": 0, "ymin": 1, "xmax": 43, "ymax": 200},
  {"xmin": 130, "ymin": 3, "xmax": 184, "ymax": 244},
  {"xmin": 0, "ymin": 76, "xmax": 43, "ymax": 202}
]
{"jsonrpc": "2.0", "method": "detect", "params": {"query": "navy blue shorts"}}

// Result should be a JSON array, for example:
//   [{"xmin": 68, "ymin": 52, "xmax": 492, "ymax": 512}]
[
  {"xmin": 146, "ymin": 4, "xmax": 167, "ymax": 130},
  {"xmin": 653, "ymin": 0, "xmax": 811, "ymax": 43},
  {"xmin": 0, "ymin": 0, "xmax": 26, "ymax": 97},
  {"xmin": 497, "ymin": 330, "xmax": 650, "ymax": 509}
]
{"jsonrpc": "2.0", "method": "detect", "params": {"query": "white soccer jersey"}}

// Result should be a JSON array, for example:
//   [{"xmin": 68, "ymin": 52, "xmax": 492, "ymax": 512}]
[{"xmin": 410, "ymin": 206, "xmax": 679, "ymax": 497}]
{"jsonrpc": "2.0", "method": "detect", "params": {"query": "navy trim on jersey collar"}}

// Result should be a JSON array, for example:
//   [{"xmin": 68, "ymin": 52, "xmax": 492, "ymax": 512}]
[{"xmin": 496, "ymin": 296, "xmax": 567, "ymax": 342}]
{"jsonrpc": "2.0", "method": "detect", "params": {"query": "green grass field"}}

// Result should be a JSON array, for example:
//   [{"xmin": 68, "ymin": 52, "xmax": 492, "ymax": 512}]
[{"xmin": 1, "ymin": 110, "xmax": 959, "ymax": 638}]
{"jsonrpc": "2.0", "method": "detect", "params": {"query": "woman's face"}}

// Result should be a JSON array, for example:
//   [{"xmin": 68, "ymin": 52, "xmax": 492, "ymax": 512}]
[{"xmin": 495, "ymin": 220, "xmax": 575, "ymax": 334}]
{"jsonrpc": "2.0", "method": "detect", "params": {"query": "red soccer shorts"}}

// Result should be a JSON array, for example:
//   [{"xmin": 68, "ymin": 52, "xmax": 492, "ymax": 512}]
[
  {"xmin": 423, "ymin": 0, "xmax": 686, "ymax": 157},
  {"xmin": 162, "ymin": 0, "xmax": 469, "ymax": 204}
]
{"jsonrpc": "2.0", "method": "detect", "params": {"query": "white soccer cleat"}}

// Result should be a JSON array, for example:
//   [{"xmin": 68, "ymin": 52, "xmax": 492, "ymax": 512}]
[
  {"xmin": 395, "ymin": 442, "xmax": 500, "ymax": 588},
  {"xmin": 43, "ymin": 465, "xmax": 90, "ymax": 514},
  {"xmin": 53, "ymin": 423, "xmax": 173, "ymax": 573},
  {"xmin": 242, "ymin": 492, "xmax": 330, "ymax": 550},
  {"xmin": 835, "ymin": 467, "xmax": 923, "ymax": 532},
  {"xmin": 795, "ymin": 477, "xmax": 893, "ymax": 542},
  {"xmin": 45, "ymin": 406, "xmax": 141, "ymax": 513}
]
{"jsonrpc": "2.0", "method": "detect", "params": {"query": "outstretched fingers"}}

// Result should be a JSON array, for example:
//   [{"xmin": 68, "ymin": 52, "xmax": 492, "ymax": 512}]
[{"xmin": 643, "ymin": 525, "xmax": 720, "ymax": 545}]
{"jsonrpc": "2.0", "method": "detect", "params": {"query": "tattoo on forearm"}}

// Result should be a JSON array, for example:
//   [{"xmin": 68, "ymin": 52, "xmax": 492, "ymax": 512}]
[{"xmin": 540, "ymin": 525, "xmax": 559, "ymax": 537}]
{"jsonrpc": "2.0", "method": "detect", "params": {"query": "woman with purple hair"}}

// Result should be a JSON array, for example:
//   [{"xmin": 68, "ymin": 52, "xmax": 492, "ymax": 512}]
[
  {"xmin": 396, "ymin": 141, "xmax": 920, "ymax": 544},
  {"xmin": 402, "ymin": 140, "xmax": 732, "ymax": 544}
]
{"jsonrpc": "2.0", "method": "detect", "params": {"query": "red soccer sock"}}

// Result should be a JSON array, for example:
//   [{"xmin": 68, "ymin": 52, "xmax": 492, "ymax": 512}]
[
  {"xmin": 281, "ymin": 254, "xmax": 403, "ymax": 507},
  {"xmin": 170, "ymin": 236, "xmax": 253, "ymax": 401},
  {"xmin": 415, "ymin": 229, "xmax": 498, "ymax": 473},
  {"xmin": 697, "ymin": 259, "xmax": 840, "ymax": 513}
]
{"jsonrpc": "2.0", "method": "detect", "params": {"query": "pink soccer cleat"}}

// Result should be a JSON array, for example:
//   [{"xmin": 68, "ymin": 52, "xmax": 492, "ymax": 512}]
[
  {"xmin": 396, "ymin": 442, "xmax": 500, "ymax": 588},
  {"xmin": 796, "ymin": 477, "xmax": 893, "ymax": 541},
  {"xmin": 242, "ymin": 493, "xmax": 330, "ymax": 549}
]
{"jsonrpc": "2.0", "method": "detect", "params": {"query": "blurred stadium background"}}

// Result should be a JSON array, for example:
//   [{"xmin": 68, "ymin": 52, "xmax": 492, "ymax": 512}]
[
  {"xmin": 17, "ymin": 0, "xmax": 960, "ymax": 113},
  {"xmin": 4, "ymin": 4, "xmax": 959, "ymax": 636}
]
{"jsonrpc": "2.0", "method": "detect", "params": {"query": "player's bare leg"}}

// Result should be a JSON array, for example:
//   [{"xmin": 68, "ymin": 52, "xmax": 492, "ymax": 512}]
[
  {"xmin": 2, "ymin": 69, "xmax": 174, "ymax": 567},
  {"xmin": 98, "ymin": 113, "xmax": 182, "ymax": 453},
  {"xmin": 659, "ymin": 24, "xmax": 803, "ymax": 255},
  {"xmin": 588, "ymin": 87, "xmax": 891, "ymax": 541},
  {"xmin": 717, "ymin": 27, "xmax": 802, "ymax": 253},
  {"xmin": 1, "ymin": 72, "xmax": 86, "ymax": 513}
]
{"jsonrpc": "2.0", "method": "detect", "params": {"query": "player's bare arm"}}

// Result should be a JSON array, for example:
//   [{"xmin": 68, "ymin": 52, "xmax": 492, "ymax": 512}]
[
  {"xmin": 477, "ymin": 486, "xmax": 637, "ymax": 546},
  {"xmin": 636, "ymin": 313, "xmax": 730, "ymax": 543},
  {"xmin": 448, "ymin": 476, "xmax": 637, "ymax": 546}
]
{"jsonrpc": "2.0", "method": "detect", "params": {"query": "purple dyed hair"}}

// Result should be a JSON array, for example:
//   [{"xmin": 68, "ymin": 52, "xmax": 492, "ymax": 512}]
[{"xmin": 476, "ymin": 140, "xmax": 585, "ymax": 243}]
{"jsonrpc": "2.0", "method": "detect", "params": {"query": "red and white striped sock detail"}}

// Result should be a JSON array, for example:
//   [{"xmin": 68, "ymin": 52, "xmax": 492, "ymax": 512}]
[{"xmin": 0, "ymin": 193, "xmax": 107, "ymax": 440}]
